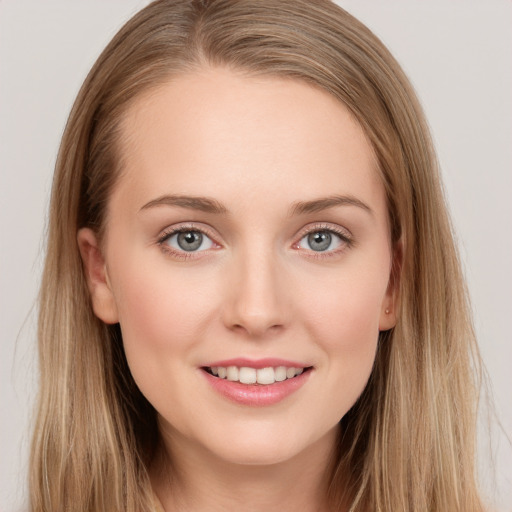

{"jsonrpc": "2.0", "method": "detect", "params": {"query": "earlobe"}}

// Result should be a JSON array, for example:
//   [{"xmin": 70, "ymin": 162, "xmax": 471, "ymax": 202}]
[
  {"xmin": 379, "ymin": 302, "xmax": 397, "ymax": 331},
  {"xmin": 379, "ymin": 239, "xmax": 403, "ymax": 332},
  {"xmin": 77, "ymin": 228, "xmax": 119, "ymax": 324}
]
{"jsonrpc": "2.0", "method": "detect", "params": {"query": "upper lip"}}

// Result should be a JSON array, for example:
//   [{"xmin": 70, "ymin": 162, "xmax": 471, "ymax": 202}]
[{"xmin": 203, "ymin": 358, "xmax": 311, "ymax": 369}]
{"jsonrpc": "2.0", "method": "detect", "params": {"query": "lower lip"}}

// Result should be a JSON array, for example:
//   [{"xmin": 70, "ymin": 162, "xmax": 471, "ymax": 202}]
[{"xmin": 201, "ymin": 369, "xmax": 312, "ymax": 406}]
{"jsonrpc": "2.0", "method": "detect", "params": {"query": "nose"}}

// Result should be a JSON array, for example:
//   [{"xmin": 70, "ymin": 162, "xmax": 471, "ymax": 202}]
[{"xmin": 221, "ymin": 248, "xmax": 288, "ymax": 338}]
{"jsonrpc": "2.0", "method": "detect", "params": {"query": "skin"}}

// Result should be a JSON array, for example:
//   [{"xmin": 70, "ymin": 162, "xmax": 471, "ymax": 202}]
[{"xmin": 78, "ymin": 67, "xmax": 398, "ymax": 512}]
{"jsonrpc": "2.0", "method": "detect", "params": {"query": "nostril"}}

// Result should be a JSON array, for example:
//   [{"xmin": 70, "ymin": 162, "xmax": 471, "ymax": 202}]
[{"xmin": 229, "ymin": 321, "xmax": 284, "ymax": 337}]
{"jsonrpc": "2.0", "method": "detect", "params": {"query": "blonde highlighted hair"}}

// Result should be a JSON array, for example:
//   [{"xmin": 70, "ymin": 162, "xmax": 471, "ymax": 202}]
[{"xmin": 31, "ymin": 1, "xmax": 484, "ymax": 510}]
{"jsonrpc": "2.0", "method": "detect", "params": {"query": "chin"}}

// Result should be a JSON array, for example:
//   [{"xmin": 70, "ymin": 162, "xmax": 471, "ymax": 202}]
[
  {"xmin": 200, "ymin": 422, "xmax": 335, "ymax": 468},
  {"xmin": 216, "ymin": 442, "xmax": 299, "ymax": 466}
]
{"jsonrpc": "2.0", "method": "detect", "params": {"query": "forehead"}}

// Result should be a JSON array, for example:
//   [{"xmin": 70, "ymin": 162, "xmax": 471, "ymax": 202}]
[{"xmin": 113, "ymin": 67, "xmax": 383, "ymax": 214}]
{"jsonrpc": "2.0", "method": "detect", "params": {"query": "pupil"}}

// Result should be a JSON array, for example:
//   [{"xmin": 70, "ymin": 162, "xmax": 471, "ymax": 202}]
[
  {"xmin": 177, "ymin": 231, "xmax": 202, "ymax": 251},
  {"xmin": 308, "ymin": 231, "xmax": 331, "ymax": 251}
]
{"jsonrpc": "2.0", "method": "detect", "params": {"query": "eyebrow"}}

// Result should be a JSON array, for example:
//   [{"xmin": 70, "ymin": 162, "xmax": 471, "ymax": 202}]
[
  {"xmin": 139, "ymin": 194, "xmax": 228, "ymax": 214},
  {"xmin": 290, "ymin": 195, "xmax": 373, "ymax": 216},
  {"xmin": 139, "ymin": 193, "xmax": 372, "ymax": 216}
]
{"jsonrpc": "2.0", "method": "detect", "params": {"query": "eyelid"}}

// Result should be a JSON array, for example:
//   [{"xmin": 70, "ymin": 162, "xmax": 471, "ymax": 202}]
[
  {"xmin": 157, "ymin": 222, "xmax": 218, "ymax": 243},
  {"xmin": 294, "ymin": 222, "xmax": 353, "ymax": 241}
]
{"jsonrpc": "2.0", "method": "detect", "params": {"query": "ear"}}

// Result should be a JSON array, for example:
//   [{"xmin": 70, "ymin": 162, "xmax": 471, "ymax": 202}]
[
  {"xmin": 77, "ymin": 228, "xmax": 119, "ymax": 324},
  {"xmin": 379, "ymin": 239, "xmax": 403, "ymax": 331}
]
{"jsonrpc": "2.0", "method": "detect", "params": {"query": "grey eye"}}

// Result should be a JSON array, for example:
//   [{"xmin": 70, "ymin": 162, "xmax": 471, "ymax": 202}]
[
  {"xmin": 177, "ymin": 231, "xmax": 203, "ymax": 251},
  {"xmin": 307, "ymin": 231, "xmax": 332, "ymax": 251},
  {"xmin": 298, "ymin": 230, "xmax": 344, "ymax": 252},
  {"xmin": 166, "ymin": 230, "xmax": 214, "ymax": 252}
]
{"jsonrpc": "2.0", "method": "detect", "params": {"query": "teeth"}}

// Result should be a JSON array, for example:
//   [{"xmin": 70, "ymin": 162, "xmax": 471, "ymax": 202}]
[
  {"xmin": 226, "ymin": 366, "xmax": 238, "ymax": 381},
  {"xmin": 257, "ymin": 367, "xmax": 275, "ymax": 385},
  {"xmin": 275, "ymin": 366, "xmax": 287, "ymax": 382},
  {"xmin": 208, "ymin": 365, "xmax": 307, "ymax": 385},
  {"xmin": 239, "ymin": 367, "xmax": 257, "ymax": 384}
]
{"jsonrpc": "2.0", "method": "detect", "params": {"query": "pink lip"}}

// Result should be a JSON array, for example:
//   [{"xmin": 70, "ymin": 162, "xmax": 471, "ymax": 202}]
[
  {"xmin": 204, "ymin": 358, "xmax": 309, "ymax": 369},
  {"xmin": 200, "ymin": 366, "xmax": 313, "ymax": 407}
]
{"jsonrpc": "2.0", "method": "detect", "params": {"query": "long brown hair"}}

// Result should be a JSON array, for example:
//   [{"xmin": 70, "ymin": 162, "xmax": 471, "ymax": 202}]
[{"xmin": 31, "ymin": 1, "xmax": 484, "ymax": 510}]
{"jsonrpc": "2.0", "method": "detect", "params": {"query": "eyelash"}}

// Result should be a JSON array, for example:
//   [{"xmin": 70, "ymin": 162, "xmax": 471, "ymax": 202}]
[{"xmin": 156, "ymin": 223, "xmax": 353, "ymax": 260}]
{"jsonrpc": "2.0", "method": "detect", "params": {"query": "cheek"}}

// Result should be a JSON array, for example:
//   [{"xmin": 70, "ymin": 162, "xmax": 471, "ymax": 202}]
[
  {"xmin": 108, "ymin": 255, "xmax": 219, "ymax": 362},
  {"xmin": 303, "ymin": 264, "xmax": 387, "ymax": 346},
  {"xmin": 297, "ymin": 263, "xmax": 388, "ymax": 407},
  {"xmin": 108, "ymin": 256, "xmax": 224, "ymax": 423}
]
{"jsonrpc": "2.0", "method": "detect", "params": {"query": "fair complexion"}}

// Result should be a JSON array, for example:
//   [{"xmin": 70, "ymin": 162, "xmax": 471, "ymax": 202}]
[{"xmin": 78, "ymin": 67, "xmax": 397, "ymax": 512}]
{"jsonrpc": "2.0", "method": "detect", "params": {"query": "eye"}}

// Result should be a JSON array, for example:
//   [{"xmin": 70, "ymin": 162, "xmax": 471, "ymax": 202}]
[
  {"xmin": 161, "ymin": 229, "xmax": 215, "ymax": 252},
  {"xmin": 297, "ymin": 229, "xmax": 348, "ymax": 252}
]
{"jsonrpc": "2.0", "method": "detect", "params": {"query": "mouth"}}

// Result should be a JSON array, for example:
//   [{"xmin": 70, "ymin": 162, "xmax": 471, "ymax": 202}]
[
  {"xmin": 201, "ymin": 360, "xmax": 313, "ymax": 406},
  {"xmin": 202, "ymin": 365, "xmax": 313, "ymax": 385}
]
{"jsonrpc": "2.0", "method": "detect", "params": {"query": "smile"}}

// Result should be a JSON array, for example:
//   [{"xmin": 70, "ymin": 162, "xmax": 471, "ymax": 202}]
[
  {"xmin": 205, "ymin": 365, "xmax": 308, "ymax": 385},
  {"xmin": 201, "ymin": 359, "xmax": 313, "ymax": 406}
]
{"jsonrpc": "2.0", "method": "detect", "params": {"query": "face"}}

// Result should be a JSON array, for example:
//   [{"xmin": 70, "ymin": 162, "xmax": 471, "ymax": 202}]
[{"xmin": 79, "ymin": 67, "xmax": 397, "ymax": 468}]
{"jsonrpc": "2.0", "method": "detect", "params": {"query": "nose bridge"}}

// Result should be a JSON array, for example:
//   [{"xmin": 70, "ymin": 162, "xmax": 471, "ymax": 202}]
[{"xmin": 223, "ymin": 240, "xmax": 286, "ymax": 337}]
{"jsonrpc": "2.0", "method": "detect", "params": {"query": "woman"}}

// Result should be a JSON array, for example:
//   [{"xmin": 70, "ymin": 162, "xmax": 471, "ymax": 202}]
[{"xmin": 30, "ymin": 0, "xmax": 485, "ymax": 510}]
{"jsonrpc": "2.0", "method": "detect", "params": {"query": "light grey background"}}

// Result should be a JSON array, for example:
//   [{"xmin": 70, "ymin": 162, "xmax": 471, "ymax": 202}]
[{"xmin": 1, "ymin": 1, "xmax": 511, "ymax": 510}]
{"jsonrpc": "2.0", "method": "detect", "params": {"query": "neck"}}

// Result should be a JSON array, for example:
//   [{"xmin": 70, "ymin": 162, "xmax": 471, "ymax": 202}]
[{"xmin": 151, "ymin": 423, "xmax": 342, "ymax": 512}]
